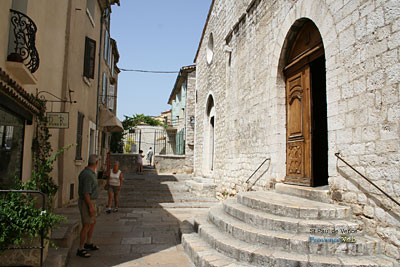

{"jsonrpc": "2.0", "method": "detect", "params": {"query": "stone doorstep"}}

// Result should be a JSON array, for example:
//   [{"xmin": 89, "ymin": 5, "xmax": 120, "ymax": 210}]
[
  {"xmin": 207, "ymin": 204, "xmax": 380, "ymax": 256},
  {"xmin": 193, "ymin": 216, "xmax": 394, "ymax": 267},
  {"xmin": 237, "ymin": 191, "xmax": 351, "ymax": 220},
  {"xmin": 275, "ymin": 183, "xmax": 331, "ymax": 203},
  {"xmin": 222, "ymin": 199, "xmax": 362, "ymax": 235}
]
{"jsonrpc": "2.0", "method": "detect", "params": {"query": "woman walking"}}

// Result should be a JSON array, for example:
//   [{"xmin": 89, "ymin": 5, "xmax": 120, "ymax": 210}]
[{"xmin": 106, "ymin": 161, "xmax": 123, "ymax": 213}]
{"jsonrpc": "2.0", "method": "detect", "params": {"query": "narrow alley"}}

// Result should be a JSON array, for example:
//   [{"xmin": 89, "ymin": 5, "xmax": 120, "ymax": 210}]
[{"xmin": 66, "ymin": 167, "xmax": 217, "ymax": 266}]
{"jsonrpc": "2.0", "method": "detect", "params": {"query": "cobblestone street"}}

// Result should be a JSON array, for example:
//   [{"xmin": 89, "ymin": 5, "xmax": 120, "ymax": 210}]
[{"xmin": 67, "ymin": 168, "xmax": 216, "ymax": 266}]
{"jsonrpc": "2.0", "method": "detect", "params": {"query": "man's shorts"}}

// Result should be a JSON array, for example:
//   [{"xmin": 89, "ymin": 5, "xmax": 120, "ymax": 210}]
[
  {"xmin": 108, "ymin": 185, "xmax": 120, "ymax": 194},
  {"xmin": 78, "ymin": 198, "xmax": 97, "ymax": 225}
]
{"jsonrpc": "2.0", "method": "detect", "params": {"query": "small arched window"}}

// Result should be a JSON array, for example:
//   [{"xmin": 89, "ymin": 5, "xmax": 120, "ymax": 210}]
[{"xmin": 206, "ymin": 33, "xmax": 214, "ymax": 64}]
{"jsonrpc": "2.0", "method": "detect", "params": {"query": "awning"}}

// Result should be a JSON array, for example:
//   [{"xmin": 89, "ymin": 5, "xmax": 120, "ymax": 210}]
[{"xmin": 99, "ymin": 108, "xmax": 123, "ymax": 132}]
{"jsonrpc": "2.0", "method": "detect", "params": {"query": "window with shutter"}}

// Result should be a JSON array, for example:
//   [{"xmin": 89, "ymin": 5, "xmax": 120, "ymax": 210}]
[
  {"xmin": 83, "ymin": 37, "xmax": 96, "ymax": 79},
  {"xmin": 108, "ymin": 84, "xmax": 115, "ymax": 110},
  {"xmin": 86, "ymin": 0, "xmax": 95, "ymax": 18},
  {"xmin": 104, "ymin": 29, "xmax": 109, "ymax": 62},
  {"xmin": 102, "ymin": 72, "xmax": 107, "ymax": 104},
  {"xmin": 75, "ymin": 112, "xmax": 84, "ymax": 160}
]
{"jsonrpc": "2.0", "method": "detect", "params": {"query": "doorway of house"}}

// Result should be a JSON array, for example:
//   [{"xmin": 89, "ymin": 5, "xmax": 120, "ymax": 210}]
[{"xmin": 284, "ymin": 20, "xmax": 328, "ymax": 187}]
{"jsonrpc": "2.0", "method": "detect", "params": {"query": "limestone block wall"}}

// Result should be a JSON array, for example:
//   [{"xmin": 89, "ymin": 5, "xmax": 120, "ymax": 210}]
[
  {"xmin": 185, "ymin": 70, "xmax": 196, "ymax": 171},
  {"xmin": 110, "ymin": 153, "xmax": 137, "ymax": 174},
  {"xmin": 194, "ymin": 0, "xmax": 400, "ymax": 260},
  {"xmin": 154, "ymin": 155, "xmax": 192, "ymax": 174}
]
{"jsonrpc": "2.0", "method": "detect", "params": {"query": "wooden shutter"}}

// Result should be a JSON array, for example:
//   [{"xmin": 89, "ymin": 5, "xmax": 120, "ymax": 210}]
[
  {"xmin": 75, "ymin": 112, "xmax": 84, "ymax": 160},
  {"xmin": 83, "ymin": 37, "xmax": 96, "ymax": 79}
]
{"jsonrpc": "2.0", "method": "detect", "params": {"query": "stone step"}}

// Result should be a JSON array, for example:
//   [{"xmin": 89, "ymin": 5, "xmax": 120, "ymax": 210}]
[
  {"xmin": 119, "ymin": 201, "xmax": 219, "ymax": 209},
  {"xmin": 121, "ymin": 186, "xmax": 189, "ymax": 192},
  {"xmin": 275, "ymin": 183, "xmax": 331, "ymax": 203},
  {"xmin": 209, "ymin": 204, "xmax": 378, "ymax": 256},
  {"xmin": 43, "ymin": 247, "xmax": 69, "ymax": 267},
  {"xmin": 223, "ymin": 198, "xmax": 362, "ymax": 236},
  {"xmin": 238, "ymin": 191, "xmax": 351, "ymax": 219},
  {"xmin": 118, "ymin": 196, "xmax": 218, "ymax": 203},
  {"xmin": 182, "ymin": 233, "xmax": 253, "ymax": 267},
  {"xmin": 51, "ymin": 211, "xmax": 81, "ymax": 248},
  {"xmin": 193, "ymin": 177, "xmax": 215, "ymax": 184},
  {"xmin": 186, "ymin": 180, "xmax": 216, "ymax": 190},
  {"xmin": 193, "ymin": 216, "xmax": 396, "ymax": 267}
]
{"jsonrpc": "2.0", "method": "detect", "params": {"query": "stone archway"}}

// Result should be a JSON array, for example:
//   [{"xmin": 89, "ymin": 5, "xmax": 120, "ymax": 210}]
[
  {"xmin": 282, "ymin": 20, "xmax": 328, "ymax": 187},
  {"xmin": 269, "ymin": 0, "xmax": 340, "ymax": 186}
]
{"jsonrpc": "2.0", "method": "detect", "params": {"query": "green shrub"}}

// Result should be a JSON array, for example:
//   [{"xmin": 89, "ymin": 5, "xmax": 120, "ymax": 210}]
[{"xmin": 0, "ymin": 178, "xmax": 65, "ymax": 250}]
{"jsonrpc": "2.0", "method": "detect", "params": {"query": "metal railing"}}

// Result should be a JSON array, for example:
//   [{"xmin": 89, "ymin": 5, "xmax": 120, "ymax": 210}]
[
  {"xmin": 245, "ymin": 157, "xmax": 271, "ymax": 191},
  {"xmin": 8, "ymin": 9, "xmax": 40, "ymax": 73},
  {"xmin": 0, "ymin": 190, "xmax": 46, "ymax": 267},
  {"xmin": 334, "ymin": 152, "xmax": 400, "ymax": 207}
]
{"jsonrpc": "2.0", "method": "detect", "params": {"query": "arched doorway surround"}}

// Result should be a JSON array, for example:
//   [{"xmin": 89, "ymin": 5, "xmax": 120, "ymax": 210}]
[
  {"xmin": 283, "ymin": 20, "xmax": 328, "ymax": 187},
  {"xmin": 204, "ymin": 94, "xmax": 215, "ymax": 174}
]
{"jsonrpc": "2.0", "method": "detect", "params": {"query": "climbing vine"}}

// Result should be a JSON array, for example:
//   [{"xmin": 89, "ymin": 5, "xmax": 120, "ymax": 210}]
[{"xmin": 31, "ymin": 98, "xmax": 57, "ymax": 199}]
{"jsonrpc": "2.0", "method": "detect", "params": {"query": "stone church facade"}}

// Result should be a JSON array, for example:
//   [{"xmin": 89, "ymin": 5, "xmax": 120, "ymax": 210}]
[{"xmin": 193, "ymin": 0, "xmax": 400, "ymax": 261}]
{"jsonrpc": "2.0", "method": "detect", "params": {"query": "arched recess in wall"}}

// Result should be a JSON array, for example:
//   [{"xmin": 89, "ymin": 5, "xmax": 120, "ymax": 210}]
[
  {"xmin": 204, "ymin": 94, "xmax": 215, "ymax": 173},
  {"xmin": 207, "ymin": 33, "xmax": 214, "ymax": 64},
  {"xmin": 279, "ymin": 19, "xmax": 328, "ymax": 187}
]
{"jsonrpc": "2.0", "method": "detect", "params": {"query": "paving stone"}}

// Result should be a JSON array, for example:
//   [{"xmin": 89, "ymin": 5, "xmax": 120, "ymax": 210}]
[
  {"xmin": 61, "ymin": 171, "xmax": 214, "ymax": 266},
  {"xmin": 121, "ymin": 237, "xmax": 152, "ymax": 245}
]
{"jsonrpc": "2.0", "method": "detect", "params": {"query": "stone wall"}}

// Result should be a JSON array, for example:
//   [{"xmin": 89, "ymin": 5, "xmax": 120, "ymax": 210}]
[
  {"xmin": 0, "ymin": 237, "xmax": 49, "ymax": 267},
  {"xmin": 185, "ymin": 70, "xmax": 196, "ymax": 171},
  {"xmin": 110, "ymin": 153, "xmax": 138, "ymax": 174},
  {"xmin": 154, "ymin": 155, "xmax": 193, "ymax": 174},
  {"xmin": 194, "ymin": 0, "xmax": 400, "ymax": 260}
]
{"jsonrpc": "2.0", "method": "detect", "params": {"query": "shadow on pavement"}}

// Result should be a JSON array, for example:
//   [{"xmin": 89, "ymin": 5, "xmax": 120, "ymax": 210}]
[{"xmin": 67, "ymin": 166, "xmax": 213, "ymax": 267}]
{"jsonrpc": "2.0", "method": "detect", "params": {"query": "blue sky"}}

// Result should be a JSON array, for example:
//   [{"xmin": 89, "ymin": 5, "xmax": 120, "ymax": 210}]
[{"xmin": 110, "ymin": 0, "xmax": 212, "ymax": 120}]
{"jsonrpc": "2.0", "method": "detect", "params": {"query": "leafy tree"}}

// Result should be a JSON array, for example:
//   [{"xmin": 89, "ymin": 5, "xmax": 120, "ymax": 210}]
[
  {"xmin": 123, "ymin": 114, "xmax": 163, "ymax": 130},
  {"xmin": 110, "ymin": 131, "xmax": 124, "ymax": 153},
  {"xmin": 110, "ymin": 114, "xmax": 163, "ymax": 153}
]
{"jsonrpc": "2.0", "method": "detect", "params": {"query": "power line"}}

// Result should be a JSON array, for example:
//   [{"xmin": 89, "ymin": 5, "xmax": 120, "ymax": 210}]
[{"xmin": 120, "ymin": 68, "xmax": 179, "ymax": 74}]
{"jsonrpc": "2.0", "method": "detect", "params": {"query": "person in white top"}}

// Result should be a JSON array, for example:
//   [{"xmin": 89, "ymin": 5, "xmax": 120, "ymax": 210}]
[
  {"xmin": 146, "ymin": 147, "xmax": 153, "ymax": 166},
  {"xmin": 106, "ymin": 161, "xmax": 123, "ymax": 213},
  {"xmin": 137, "ymin": 150, "xmax": 144, "ymax": 174}
]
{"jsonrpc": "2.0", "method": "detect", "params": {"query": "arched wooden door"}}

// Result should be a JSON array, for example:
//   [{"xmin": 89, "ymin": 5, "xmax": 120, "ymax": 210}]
[{"xmin": 284, "ymin": 21, "xmax": 327, "ymax": 186}]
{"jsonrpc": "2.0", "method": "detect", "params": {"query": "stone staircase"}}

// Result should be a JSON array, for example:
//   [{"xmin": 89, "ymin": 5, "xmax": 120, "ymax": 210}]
[
  {"xmin": 182, "ymin": 184, "xmax": 398, "ymax": 266},
  {"xmin": 118, "ymin": 167, "xmax": 219, "ymax": 209}
]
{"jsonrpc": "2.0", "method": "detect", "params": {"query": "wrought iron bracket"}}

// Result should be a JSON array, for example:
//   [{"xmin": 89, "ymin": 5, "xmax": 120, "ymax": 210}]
[{"xmin": 36, "ymin": 89, "xmax": 77, "ymax": 103}]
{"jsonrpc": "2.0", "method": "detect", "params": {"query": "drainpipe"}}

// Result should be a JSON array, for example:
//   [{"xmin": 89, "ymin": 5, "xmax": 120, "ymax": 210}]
[
  {"xmin": 57, "ymin": 0, "xmax": 72, "ymax": 208},
  {"xmin": 95, "ymin": 6, "xmax": 105, "ymax": 156}
]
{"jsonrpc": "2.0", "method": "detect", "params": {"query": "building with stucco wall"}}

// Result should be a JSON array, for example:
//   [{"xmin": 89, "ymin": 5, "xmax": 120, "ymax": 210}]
[{"xmin": 0, "ymin": 0, "xmax": 121, "ymax": 208}]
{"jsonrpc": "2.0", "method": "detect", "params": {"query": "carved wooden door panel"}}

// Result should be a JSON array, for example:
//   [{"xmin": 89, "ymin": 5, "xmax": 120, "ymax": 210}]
[{"xmin": 285, "ymin": 65, "xmax": 312, "ymax": 186}]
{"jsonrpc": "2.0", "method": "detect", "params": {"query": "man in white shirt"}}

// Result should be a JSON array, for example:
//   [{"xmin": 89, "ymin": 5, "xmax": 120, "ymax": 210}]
[{"xmin": 146, "ymin": 147, "xmax": 153, "ymax": 166}]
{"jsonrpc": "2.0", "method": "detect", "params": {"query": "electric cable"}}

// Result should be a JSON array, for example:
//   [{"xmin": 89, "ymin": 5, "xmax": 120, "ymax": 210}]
[{"xmin": 119, "ymin": 68, "xmax": 179, "ymax": 74}]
